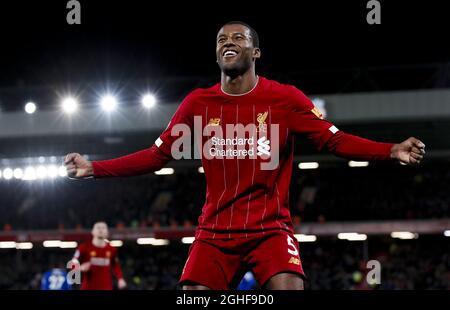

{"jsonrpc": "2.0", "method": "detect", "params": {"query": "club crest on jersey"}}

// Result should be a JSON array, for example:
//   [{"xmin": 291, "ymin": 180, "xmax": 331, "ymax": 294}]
[
  {"xmin": 311, "ymin": 107, "xmax": 324, "ymax": 119},
  {"xmin": 256, "ymin": 111, "xmax": 268, "ymax": 132},
  {"xmin": 208, "ymin": 118, "xmax": 221, "ymax": 126},
  {"xmin": 90, "ymin": 251, "xmax": 96, "ymax": 257}
]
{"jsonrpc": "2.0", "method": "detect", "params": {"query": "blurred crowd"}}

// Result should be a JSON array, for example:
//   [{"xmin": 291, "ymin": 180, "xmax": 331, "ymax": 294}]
[
  {"xmin": 0, "ymin": 236, "xmax": 448, "ymax": 290},
  {"xmin": 0, "ymin": 163, "xmax": 449, "ymax": 230}
]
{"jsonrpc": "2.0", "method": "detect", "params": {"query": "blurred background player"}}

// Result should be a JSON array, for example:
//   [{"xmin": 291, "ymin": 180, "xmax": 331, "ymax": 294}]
[
  {"xmin": 71, "ymin": 221, "xmax": 127, "ymax": 290},
  {"xmin": 41, "ymin": 267, "xmax": 71, "ymax": 290}
]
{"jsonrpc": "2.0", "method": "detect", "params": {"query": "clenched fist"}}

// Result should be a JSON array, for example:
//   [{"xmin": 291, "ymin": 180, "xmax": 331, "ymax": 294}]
[
  {"xmin": 64, "ymin": 153, "xmax": 94, "ymax": 179},
  {"xmin": 390, "ymin": 137, "xmax": 426, "ymax": 166}
]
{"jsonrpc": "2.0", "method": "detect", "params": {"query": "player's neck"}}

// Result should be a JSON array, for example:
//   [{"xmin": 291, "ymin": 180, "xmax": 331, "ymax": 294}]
[
  {"xmin": 92, "ymin": 238, "xmax": 106, "ymax": 247},
  {"xmin": 221, "ymin": 70, "xmax": 258, "ymax": 95}
]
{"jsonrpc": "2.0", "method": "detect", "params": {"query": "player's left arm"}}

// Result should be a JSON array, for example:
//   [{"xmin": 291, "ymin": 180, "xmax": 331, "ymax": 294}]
[
  {"xmin": 111, "ymin": 249, "xmax": 127, "ymax": 289},
  {"xmin": 287, "ymin": 87, "xmax": 425, "ymax": 165}
]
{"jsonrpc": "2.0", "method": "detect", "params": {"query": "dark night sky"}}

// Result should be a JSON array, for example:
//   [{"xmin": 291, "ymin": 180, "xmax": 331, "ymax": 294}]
[{"xmin": 0, "ymin": 0, "xmax": 449, "ymax": 109}]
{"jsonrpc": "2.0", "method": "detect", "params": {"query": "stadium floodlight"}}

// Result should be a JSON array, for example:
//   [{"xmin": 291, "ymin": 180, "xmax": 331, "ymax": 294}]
[
  {"xmin": 294, "ymin": 234, "xmax": 317, "ymax": 242},
  {"xmin": 13, "ymin": 168, "xmax": 23, "ymax": 179},
  {"xmin": 198, "ymin": 167, "xmax": 204, "ymax": 174},
  {"xmin": 3, "ymin": 168, "xmax": 13, "ymax": 180},
  {"xmin": 0, "ymin": 241, "xmax": 17, "ymax": 249},
  {"xmin": 444, "ymin": 230, "xmax": 450, "ymax": 237},
  {"xmin": 110, "ymin": 240, "xmax": 123, "ymax": 247},
  {"xmin": 391, "ymin": 231, "xmax": 418, "ymax": 240},
  {"xmin": 23, "ymin": 166, "xmax": 37, "ymax": 181},
  {"xmin": 59, "ymin": 241, "xmax": 78, "ymax": 249},
  {"xmin": 141, "ymin": 94, "xmax": 156, "ymax": 108},
  {"xmin": 43, "ymin": 240, "xmax": 61, "ymax": 248},
  {"xmin": 47, "ymin": 165, "xmax": 58, "ymax": 178},
  {"xmin": 136, "ymin": 238, "xmax": 169, "ymax": 246},
  {"xmin": 16, "ymin": 242, "xmax": 33, "ymax": 250},
  {"xmin": 298, "ymin": 162, "xmax": 319, "ymax": 170},
  {"xmin": 25, "ymin": 102, "xmax": 37, "ymax": 114},
  {"xmin": 181, "ymin": 237, "xmax": 195, "ymax": 244},
  {"xmin": 62, "ymin": 97, "xmax": 78, "ymax": 113},
  {"xmin": 154, "ymin": 168, "xmax": 174, "ymax": 175},
  {"xmin": 36, "ymin": 166, "xmax": 48, "ymax": 179},
  {"xmin": 58, "ymin": 166, "xmax": 67, "ymax": 177},
  {"xmin": 348, "ymin": 161, "xmax": 369, "ymax": 168},
  {"xmin": 337, "ymin": 232, "xmax": 367, "ymax": 241},
  {"xmin": 100, "ymin": 95, "xmax": 118, "ymax": 111}
]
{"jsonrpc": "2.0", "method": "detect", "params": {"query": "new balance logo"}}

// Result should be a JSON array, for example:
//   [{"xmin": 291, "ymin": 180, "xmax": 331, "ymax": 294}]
[
  {"xmin": 257, "ymin": 136, "xmax": 270, "ymax": 157},
  {"xmin": 288, "ymin": 257, "xmax": 300, "ymax": 265}
]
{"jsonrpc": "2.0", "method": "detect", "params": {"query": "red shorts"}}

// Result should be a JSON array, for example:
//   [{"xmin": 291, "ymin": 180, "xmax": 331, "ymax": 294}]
[{"xmin": 179, "ymin": 232, "xmax": 305, "ymax": 290}]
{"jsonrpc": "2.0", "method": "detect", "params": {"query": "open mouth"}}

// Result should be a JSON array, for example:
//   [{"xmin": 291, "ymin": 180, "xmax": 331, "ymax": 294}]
[{"xmin": 222, "ymin": 49, "xmax": 239, "ymax": 58}]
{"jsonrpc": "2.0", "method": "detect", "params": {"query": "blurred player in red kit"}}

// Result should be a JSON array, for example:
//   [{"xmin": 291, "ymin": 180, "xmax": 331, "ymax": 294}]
[
  {"xmin": 64, "ymin": 21, "xmax": 425, "ymax": 290},
  {"xmin": 72, "ymin": 221, "xmax": 127, "ymax": 290}
]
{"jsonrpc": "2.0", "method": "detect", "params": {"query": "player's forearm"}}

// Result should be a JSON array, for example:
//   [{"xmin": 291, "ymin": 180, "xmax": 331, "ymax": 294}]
[
  {"xmin": 92, "ymin": 145, "xmax": 172, "ymax": 178},
  {"xmin": 112, "ymin": 263, "xmax": 124, "ymax": 279},
  {"xmin": 326, "ymin": 131, "xmax": 394, "ymax": 161}
]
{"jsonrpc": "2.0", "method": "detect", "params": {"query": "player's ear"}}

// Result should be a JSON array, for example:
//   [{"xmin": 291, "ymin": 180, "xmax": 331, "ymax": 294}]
[{"xmin": 253, "ymin": 47, "xmax": 261, "ymax": 59}]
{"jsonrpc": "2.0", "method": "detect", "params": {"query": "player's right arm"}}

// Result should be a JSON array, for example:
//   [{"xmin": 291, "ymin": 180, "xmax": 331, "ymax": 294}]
[
  {"xmin": 70, "ymin": 244, "xmax": 90, "ymax": 272},
  {"xmin": 64, "ymin": 92, "xmax": 196, "ymax": 179}
]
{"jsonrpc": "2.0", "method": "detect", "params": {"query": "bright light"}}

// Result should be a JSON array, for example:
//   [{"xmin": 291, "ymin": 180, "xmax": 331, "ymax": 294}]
[
  {"xmin": 0, "ymin": 241, "xmax": 16, "ymax": 249},
  {"xmin": 154, "ymin": 168, "xmax": 174, "ymax": 175},
  {"xmin": 444, "ymin": 230, "xmax": 450, "ymax": 237},
  {"xmin": 58, "ymin": 166, "xmax": 67, "ymax": 177},
  {"xmin": 110, "ymin": 240, "xmax": 123, "ymax": 247},
  {"xmin": 181, "ymin": 237, "xmax": 195, "ymax": 244},
  {"xmin": 16, "ymin": 242, "xmax": 33, "ymax": 250},
  {"xmin": 3, "ymin": 168, "xmax": 13, "ymax": 180},
  {"xmin": 25, "ymin": 102, "xmax": 37, "ymax": 114},
  {"xmin": 0, "ymin": 170, "xmax": 2, "ymax": 178},
  {"xmin": 391, "ymin": 231, "xmax": 418, "ymax": 240},
  {"xmin": 349, "ymin": 161, "xmax": 369, "ymax": 168},
  {"xmin": 43, "ymin": 240, "xmax": 61, "ymax": 248},
  {"xmin": 36, "ymin": 166, "xmax": 47, "ymax": 179},
  {"xmin": 60, "ymin": 241, "xmax": 78, "ymax": 249},
  {"xmin": 62, "ymin": 97, "xmax": 78, "ymax": 113},
  {"xmin": 338, "ymin": 233, "xmax": 367, "ymax": 241},
  {"xmin": 142, "ymin": 94, "xmax": 156, "ymax": 108},
  {"xmin": 47, "ymin": 165, "xmax": 58, "ymax": 178},
  {"xmin": 38, "ymin": 156, "xmax": 46, "ymax": 163},
  {"xmin": 298, "ymin": 162, "xmax": 319, "ymax": 170},
  {"xmin": 198, "ymin": 167, "xmax": 204, "ymax": 174},
  {"xmin": 23, "ymin": 166, "xmax": 37, "ymax": 181},
  {"xmin": 294, "ymin": 234, "xmax": 317, "ymax": 242},
  {"xmin": 13, "ymin": 168, "xmax": 23, "ymax": 179},
  {"xmin": 100, "ymin": 95, "xmax": 118, "ymax": 111},
  {"xmin": 137, "ymin": 238, "xmax": 169, "ymax": 246}
]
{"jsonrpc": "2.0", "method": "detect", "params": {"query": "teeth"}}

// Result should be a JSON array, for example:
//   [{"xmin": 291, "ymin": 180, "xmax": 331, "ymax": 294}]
[{"xmin": 224, "ymin": 51, "xmax": 237, "ymax": 57}]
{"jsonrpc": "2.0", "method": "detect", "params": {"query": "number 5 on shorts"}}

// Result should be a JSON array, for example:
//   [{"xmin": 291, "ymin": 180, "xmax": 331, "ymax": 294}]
[{"xmin": 287, "ymin": 235, "xmax": 299, "ymax": 256}]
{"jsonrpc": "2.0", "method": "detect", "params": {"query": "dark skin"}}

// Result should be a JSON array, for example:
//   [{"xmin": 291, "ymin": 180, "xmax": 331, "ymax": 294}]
[
  {"xmin": 63, "ymin": 23, "xmax": 426, "ymax": 290},
  {"xmin": 182, "ymin": 23, "xmax": 426, "ymax": 291}
]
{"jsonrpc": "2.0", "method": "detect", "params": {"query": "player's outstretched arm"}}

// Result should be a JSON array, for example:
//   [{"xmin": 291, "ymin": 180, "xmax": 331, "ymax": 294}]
[
  {"xmin": 326, "ymin": 132, "xmax": 425, "ymax": 166},
  {"xmin": 63, "ymin": 145, "xmax": 172, "ymax": 179}
]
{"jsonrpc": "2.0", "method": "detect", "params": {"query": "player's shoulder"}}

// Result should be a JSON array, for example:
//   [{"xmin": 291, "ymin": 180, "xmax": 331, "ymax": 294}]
[
  {"xmin": 261, "ymin": 77, "xmax": 304, "ymax": 96},
  {"xmin": 187, "ymin": 83, "xmax": 221, "ymax": 98},
  {"xmin": 78, "ymin": 241, "xmax": 90, "ymax": 251}
]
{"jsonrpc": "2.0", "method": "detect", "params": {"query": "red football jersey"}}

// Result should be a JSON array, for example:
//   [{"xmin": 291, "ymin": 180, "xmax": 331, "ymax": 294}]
[
  {"xmin": 73, "ymin": 241, "xmax": 123, "ymax": 290},
  {"xmin": 92, "ymin": 76, "xmax": 392, "ymax": 239}
]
